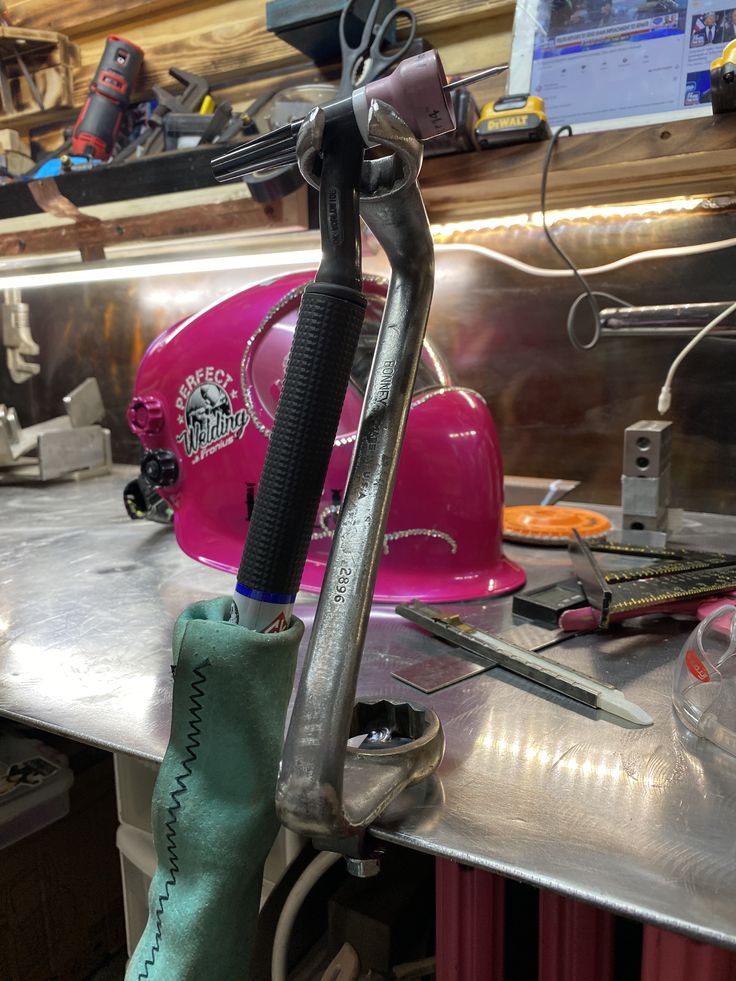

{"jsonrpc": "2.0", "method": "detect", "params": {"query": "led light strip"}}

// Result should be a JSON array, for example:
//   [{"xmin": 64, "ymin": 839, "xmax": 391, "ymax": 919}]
[{"xmin": 0, "ymin": 249, "xmax": 324, "ymax": 289}]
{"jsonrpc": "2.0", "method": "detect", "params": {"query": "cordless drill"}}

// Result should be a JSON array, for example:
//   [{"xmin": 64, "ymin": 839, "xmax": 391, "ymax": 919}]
[{"xmin": 71, "ymin": 36, "xmax": 143, "ymax": 160}]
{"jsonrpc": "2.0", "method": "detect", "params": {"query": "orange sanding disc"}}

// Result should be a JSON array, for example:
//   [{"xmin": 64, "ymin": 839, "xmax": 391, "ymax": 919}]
[{"xmin": 503, "ymin": 505, "xmax": 611, "ymax": 545}]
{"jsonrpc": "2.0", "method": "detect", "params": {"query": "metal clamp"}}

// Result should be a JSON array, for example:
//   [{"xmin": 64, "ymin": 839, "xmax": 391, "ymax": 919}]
[
  {"xmin": 0, "ymin": 377, "xmax": 111, "ymax": 482},
  {"xmin": 276, "ymin": 102, "xmax": 444, "ymax": 857},
  {"xmin": 3, "ymin": 288, "xmax": 39, "ymax": 383}
]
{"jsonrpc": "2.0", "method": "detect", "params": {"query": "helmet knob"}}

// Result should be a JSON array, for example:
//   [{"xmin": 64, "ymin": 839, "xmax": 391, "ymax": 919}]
[
  {"xmin": 142, "ymin": 449, "xmax": 178, "ymax": 487},
  {"xmin": 127, "ymin": 395, "xmax": 164, "ymax": 435}
]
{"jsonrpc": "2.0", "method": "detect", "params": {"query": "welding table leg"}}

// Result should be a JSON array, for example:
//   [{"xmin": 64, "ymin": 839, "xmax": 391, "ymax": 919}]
[
  {"xmin": 435, "ymin": 859, "xmax": 505, "ymax": 981},
  {"xmin": 641, "ymin": 925, "xmax": 736, "ymax": 981},
  {"xmin": 538, "ymin": 890, "xmax": 615, "ymax": 981}
]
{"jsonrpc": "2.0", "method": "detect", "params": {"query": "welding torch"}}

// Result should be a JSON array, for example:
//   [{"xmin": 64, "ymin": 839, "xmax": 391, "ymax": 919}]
[{"xmin": 212, "ymin": 55, "xmax": 506, "ymax": 632}]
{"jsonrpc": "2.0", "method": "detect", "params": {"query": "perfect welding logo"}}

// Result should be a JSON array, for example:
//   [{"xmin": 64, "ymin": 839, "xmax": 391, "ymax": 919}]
[{"xmin": 175, "ymin": 369, "xmax": 249, "ymax": 464}]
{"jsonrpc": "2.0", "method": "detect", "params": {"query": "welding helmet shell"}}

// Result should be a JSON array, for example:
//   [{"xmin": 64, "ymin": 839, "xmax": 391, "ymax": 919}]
[{"xmin": 128, "ymin": 269, "xmax": 524, "ymax": 602}]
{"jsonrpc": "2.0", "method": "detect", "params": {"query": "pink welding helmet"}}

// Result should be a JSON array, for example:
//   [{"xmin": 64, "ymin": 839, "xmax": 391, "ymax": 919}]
[{"xmin": 127, "ymin": 269, "xmax": 525, "ymax": 602}]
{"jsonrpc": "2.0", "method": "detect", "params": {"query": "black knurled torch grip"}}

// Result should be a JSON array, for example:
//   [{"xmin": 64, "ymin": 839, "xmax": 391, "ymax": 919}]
[{"xmin": 237, "ymin": 282, "xmax": 367, "ymax": 597}]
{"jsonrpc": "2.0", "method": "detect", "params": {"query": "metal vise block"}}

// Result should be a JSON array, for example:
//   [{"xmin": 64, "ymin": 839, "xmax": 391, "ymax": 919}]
[
  {"xmin": 619, "ymin": 420, "xmax": 673, "ymax": 544},
  {"xmin": 623, "ymin": 420, "xmax": 672, "ymax": 477},
  {"xmin": 621, "ymin": 473, "xmax": 671, "ymax": 518}
]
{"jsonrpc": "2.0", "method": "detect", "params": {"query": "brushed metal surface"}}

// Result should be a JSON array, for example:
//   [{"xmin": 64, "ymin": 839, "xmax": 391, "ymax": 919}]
[{"xmin": 2, "ymin": 470, "xmax": 736, "ymax": 946}]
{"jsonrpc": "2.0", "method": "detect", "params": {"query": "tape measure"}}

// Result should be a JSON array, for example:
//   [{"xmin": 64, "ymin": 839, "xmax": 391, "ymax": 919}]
[
  {"xmin": 475, "ymin": 94, "xmax": 550, "ymax": 149},
  {"xmin": 570, "ymin": 534, "xmax": 736, "ymax": 627}
]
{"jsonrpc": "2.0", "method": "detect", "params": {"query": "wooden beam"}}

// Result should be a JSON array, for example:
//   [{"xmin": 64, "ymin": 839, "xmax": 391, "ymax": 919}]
[
  {"xmin": 0, "ymin": 184, "xmax": 309, "ymax": 256},
  {"xmin": 9, "ymin": 0, "xmax": 198, "ymax": 37},
  {"xmin": 0, "ymin": 23, "xmax": 79, "ymax": 61},
  {"xmin": 9, "ymin": 0, "xmax": 509, "ymax": 41},
  {"xmin": 430, "ymin": 12, "xmax": 513, "ymax": 76},
  {"xmin": 420, "ymin": 114, "xmax": 736, "ymax": 220},
  {"xmin": 72, "ymin": 0, "xmax": 510, "ymax": 104}
]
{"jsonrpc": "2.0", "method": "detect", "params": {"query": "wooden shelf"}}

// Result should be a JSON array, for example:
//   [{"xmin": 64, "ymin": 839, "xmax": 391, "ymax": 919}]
[
  {"xmin": 0, "ymin": 144, "xmax": 220, "ymax": 219},
  {"xmin": 1, "ymin": 112, "xmax": 734, "ymax": 261},
  {"xmin": 0, "ymin": 145, "xmax": 309, "ymax": 258},
  {"xmin": 421, "ymin": 112, "xmax": 736, "ymax": 220}
]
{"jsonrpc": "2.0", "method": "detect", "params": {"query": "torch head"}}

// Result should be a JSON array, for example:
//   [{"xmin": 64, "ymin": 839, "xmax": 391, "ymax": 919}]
[
  {"xmin": 363, "ymin": 50, "xmax": 455, "ymax": 143},
  {"xmin": 211, "ymin": 49, "xmax": 455, "ymax": 184}
]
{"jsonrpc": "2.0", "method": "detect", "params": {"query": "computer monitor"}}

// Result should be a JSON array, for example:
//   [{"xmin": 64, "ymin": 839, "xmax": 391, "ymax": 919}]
[{"xmin": 508, "ymin": 0, "xmax": 729, "ymax": 132}]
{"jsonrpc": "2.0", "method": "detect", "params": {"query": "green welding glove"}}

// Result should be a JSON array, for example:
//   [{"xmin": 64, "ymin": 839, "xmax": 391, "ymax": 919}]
[{"xmin": 126, "ymin": 596, "xmax": 302, "ymax": 981}]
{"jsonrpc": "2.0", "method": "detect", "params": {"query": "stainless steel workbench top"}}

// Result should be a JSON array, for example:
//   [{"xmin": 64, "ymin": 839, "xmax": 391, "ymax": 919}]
[{"xmin": 2, "ymin": 470, "xmax": 736, "ymax": 947}]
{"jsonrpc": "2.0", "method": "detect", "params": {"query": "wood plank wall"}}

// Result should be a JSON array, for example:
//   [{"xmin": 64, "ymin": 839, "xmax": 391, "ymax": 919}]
[
  {"xmin": 11, "ymin": 0, "xmax": 730, "ymax": 218},
  {"xmin": 6, "ymin": 0, "xmax": 514, "ymax": 145}
]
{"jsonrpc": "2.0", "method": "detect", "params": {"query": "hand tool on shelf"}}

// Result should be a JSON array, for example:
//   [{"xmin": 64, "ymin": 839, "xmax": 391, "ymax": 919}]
[
  {"xmin": 112, "ymin": 67, "xmax": 208, "ymax": 161},
  {"xmin": 335, "ymin": 0, "xmax": 417, "ymax": 98},
  {"xmin": 266, "ymin": 0, "xmax": 394, "ymax": 65},
  {"xmin": 71, "ymin": 36, "xmax": 143, "ymax": 160},
  {"xmin": 161, "ymin": 98, "xmax": 237, "ymax": 149},
  {"xmin": 396, "ymin": 601, "xmax": 652, "ymax": 726},
  {"xmin": 24, "ymin": 36, "xmax": 142, "ymax": 176}
]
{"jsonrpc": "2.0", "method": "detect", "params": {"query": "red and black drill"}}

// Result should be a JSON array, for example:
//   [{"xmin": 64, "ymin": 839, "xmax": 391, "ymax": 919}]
[{"xmin": 71, "ymin": 36, "xmax": 143, "ymax": 161}]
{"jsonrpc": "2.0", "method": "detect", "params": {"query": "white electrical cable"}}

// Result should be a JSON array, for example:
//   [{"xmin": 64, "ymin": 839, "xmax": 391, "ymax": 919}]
[
  {"xmin": 271, "ymin": 850, "xmax": 342, "ymax": 981},
  {"xmin": 657, "ymin": 299, "xmax": 736, "ymax": 415},
  {"xmin": 434, "ymin": 237, "xmax": 736, "ymax": 280}
]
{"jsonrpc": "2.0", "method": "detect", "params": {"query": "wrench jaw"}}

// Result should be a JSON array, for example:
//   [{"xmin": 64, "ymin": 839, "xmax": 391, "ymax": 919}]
[
  {"xmin": 343, "ymin": 700, "xmax": 445, "ymax": 828},
  {"xmin": 362, "ymin": 99, "xmax": 423, "ymax": 197},
  {"xmin": 276, "ymin": 699, "xmax": 445, "ymax": 857},
  {"xmin": 276, "ymin": 101, "xmax": 444, "ymax": 860},
  {"xmin": 296, "ymin": 99, "xmax": 422, "ymax": 200},
  {"xmin": 294, "ymin": 106, "xmax": 326, "ymax": 189}
]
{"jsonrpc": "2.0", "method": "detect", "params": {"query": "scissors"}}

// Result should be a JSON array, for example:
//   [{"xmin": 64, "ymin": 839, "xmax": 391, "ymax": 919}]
[{"xmin": 337, "ymin": 0, "xmax": 418, "ymax": 99}]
